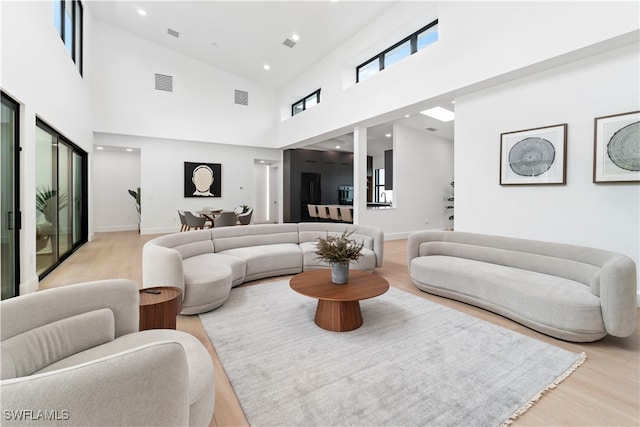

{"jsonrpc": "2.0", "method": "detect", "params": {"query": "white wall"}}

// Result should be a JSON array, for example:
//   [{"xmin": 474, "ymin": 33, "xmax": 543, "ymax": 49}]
[
  {"xmin": 1, "ymin": 1, "xmax": 94, "ymax": 293},
  {"xmin": 253, "ymin": 164, "xmax": 269, "ymax": 223},
  {"xmin": 93, "ymin": 133, "xmax": 281, "ymax": 234},
  {"xmin": 90, "ymin": 20, "xmax": 278, "ymax": 148},
  {"xmin": 92, "ymin": 149, "xmax": 141, "ymax": 232},
  {"xmin": 455, "ymin": 43, "xmax": 640, "ymax": 287},
  {"xmin": 358, "ymin": 124, "xmax": 454, "ymax": 238},
  {"xmin": 277, "ymin": 1, "xmax": 639, "ymax": 148}
]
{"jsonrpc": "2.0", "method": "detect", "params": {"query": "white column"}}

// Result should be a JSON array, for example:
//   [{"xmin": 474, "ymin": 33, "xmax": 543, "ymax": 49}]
[{"xmin": 352, "ymin": 126, "xmax": 367, "ymax": 225}]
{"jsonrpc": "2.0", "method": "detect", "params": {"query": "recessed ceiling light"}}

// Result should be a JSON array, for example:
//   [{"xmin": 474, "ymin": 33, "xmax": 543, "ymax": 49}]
[
  {"xmin": 126, "ymin": 148, "xmax": 133, "ymax": 152},
  {"xmin": 263, "ymin": 64, "xmax": 270, "ymax": 71},
  {"xmin": 137, "ymin": 8, "xmax": 146, "ymax": 16},
  {"xmin": 292, "ymin": 34, "xmax": 300, "ymax": 41},
  {"xmin": 404, "ymin": 114, "xmax": 410, "ymax": 118},
  {"xmin": 260, "ymin": 160, "xmax": 265, "ymax": 163},
  {"xmin": 336, "ymin": 145, "xmax": 341, "ymax": 149},
  {"xmin": 96, "ymin": 146, "xmax": 104, "ymax": 150},
  {"xmin": 420, "ymin": 106, "xmax": 455, "ymax": 122},
  {"xmin": 385, "ymin": 133, "xmax": 392, "ymax": 138}
]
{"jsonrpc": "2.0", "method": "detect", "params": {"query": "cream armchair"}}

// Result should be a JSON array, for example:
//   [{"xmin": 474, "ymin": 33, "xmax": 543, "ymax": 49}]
[{"xmin": 0, "ymin": 279, "xmax": 214, "ymax": 426}]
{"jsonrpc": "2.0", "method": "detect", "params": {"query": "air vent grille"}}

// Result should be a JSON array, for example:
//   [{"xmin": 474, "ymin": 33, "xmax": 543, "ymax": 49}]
[
  {"xmin": 426, "ymin": 127, "xmax": 437, "ymax": 132},
  {"xmin": 234, "ymin": 90, "xmax": 249, "ymax": 106},
  {"xmin": 155, "ymin": 73, "xmax": 173, "ymax": 92},
  {"xmin": 167, "ymin": 28, "xmax": 180, "ymax": 38},
  {"xmin": 283, "ymin": 38, "xmax": 296, "ymax": 48}
]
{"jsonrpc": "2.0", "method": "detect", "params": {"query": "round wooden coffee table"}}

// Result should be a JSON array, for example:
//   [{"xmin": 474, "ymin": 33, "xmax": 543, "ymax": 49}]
[
  {"xmin": 139, "ymin": 286, "xmax": 183, "ymax": 331},
  {"xmin": 290, "ymin": 269, "xmax": 389, "ymax": 332}
]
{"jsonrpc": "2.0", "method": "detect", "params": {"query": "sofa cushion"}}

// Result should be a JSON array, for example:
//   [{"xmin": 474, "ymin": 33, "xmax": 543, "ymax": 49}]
[
  {"xmin": 36, "ymin": 329, "xmax": 214, "ymax": 423},
  {"xmin": 183, "ymin": 253, "xmax": 246, "ymax": 287},
  {"xmin": 417, "ymin": 241, "xmax": 601, "ymax": 295},
  {"xmin": 1, "ymin": 309, "xmax": 115, "ymax": 380},
  {"xmin": 181, "ymin": 265, "xmax": 233, "ymax": 315},
  {"xmin": 211, "ymin": 224, "xmax": 299, "ymax": 252},
  {"xmin": 411, "ymin": 255, "xmax": 605, "ymax": 335},
  {"xmin": 299, "ymin": 242, "xmax": 376, "ymax": 271},
  {"xmin": 219, "ymin": 243, "xmax": 302, "ymax": 281},
  {"xmin": 150, "ymin": 230, "xmax": 214, "ymax": 259},
  {"xmin": 2, "ymin": 341, "xmax": 192, "ymax": 427}
]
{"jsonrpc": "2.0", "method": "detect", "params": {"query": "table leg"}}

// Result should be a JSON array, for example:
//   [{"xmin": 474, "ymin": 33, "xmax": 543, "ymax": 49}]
[{"xmin": 314, "ymin": 299, "xmax": 363, "ymax": 332}]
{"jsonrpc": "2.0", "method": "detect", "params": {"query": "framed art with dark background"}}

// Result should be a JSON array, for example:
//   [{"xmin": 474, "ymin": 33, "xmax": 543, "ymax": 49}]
[{"xmin": 184, "ymin": 162, "xmax": 221, "ymax": 197}]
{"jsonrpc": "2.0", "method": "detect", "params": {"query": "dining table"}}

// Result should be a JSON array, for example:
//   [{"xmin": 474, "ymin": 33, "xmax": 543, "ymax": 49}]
[{"xmin": 196, "ymin": 208, "xmax": 223, "ymax": 226}]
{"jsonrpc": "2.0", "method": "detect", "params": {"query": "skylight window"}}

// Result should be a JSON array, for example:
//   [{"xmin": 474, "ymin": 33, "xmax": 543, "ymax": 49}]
[{"xmin": 420, "ymin": 107, "xmax": 455, "ymax": 122}]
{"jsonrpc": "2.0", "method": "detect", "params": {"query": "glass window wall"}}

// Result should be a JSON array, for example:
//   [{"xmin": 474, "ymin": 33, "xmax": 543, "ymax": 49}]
[
  {"xmin": 1, "ymin": 93, "xmax": 20, "ymax": 299},
  {"xmin": 35, "ymin": 120, "xmax": 87, "ymax": 278}
]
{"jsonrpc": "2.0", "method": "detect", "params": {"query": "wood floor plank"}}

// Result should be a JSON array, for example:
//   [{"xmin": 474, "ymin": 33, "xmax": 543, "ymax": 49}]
[{"xmin": 38, "ymin": 231, "xmax": 639, "ymax": 426}]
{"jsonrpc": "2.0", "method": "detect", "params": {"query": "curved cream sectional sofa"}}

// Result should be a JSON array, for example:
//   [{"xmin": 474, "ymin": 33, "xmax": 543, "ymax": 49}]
[
  {"xmin": 143, "ymin": 223, "xmax": 383, "ymax": 314},
  {"xmin": 408, "ymin": 230, "xmax": 637, "ymax": 342}
]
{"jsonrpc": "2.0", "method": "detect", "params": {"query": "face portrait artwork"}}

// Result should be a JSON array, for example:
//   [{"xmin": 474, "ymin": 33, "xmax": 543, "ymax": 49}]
[
  {"xmin": 184, "ymin": 162, "xmax": 222, "ymax": 197},
  {"xmin": 193, "ymin": 165, "xmax": 214, "ymax": 196}
]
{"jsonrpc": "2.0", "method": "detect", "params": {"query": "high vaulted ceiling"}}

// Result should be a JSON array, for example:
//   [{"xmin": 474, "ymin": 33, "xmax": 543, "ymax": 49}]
[
  {"xmin": 87, "ymin": 0, "xmax": 399, "ymax": 90},
  {"xmin": 87, "ymin": 1, "xmax": 455, "ymax": 145}
]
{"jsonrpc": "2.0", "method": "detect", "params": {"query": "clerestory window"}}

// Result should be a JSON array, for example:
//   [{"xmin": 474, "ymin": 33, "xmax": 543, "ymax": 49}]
[
  {"xmin": 356, "ymin": 19, "xmax": 438, "ymax": 83},
  {"xmin": 291, "ymin": 89, "xmax": 321, "ymax": 117},
  {"xmin": 53, "ymin": 0, "xmax": 83, "ymax": 75}
]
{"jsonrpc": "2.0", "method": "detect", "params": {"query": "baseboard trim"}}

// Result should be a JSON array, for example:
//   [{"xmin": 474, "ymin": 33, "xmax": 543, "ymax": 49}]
[
  {"xmin": 93, "ymin": 225, "xmax": 139, "ymax": 233},
  {"xmin": 141, "ymin": 226, "xmax": 180, "ymax": 235}
]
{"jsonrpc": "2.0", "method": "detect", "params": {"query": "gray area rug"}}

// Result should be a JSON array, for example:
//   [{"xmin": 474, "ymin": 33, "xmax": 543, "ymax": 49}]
[{"xmin": 200, "ymin": 280, "xmax": 585, "ymax": 427}]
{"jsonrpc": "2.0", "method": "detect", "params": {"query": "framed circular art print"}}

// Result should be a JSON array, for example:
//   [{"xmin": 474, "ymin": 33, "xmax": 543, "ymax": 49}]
[{"xmin": 500, "ymin": 124, "xmax": 567, "ymax": 185}]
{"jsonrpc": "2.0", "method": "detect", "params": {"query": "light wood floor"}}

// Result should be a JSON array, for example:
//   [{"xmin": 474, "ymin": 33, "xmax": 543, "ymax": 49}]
[{"xmin": 39, "ymin": 231, "xmax": 639, "ymax": 426}]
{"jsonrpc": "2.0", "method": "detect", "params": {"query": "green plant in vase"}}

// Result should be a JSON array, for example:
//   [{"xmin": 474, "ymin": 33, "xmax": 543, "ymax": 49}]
[{"xmin": 314, "ymin": 229, "xmax": 364, "ymax": 284}]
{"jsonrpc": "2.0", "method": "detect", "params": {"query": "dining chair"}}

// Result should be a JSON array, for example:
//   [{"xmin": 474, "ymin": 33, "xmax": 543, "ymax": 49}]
[
  {"xmin": 197, "ymin": 209, "xmax": 215, "ymax": 228},
  {"xmin": 177, "ymin": 210, "xmax": 187, "ymax": 232},
  {"xmin": 317, "ymin": 205, "xmax": 331, "ymax": 221},
  {"xmin": 213, "ymin": 211, "xmax": 237, "ymax": 227},
  {"xmin": 184, "ymin": 211, "xmax": 207, "ymax": 230},
  {"xmin": 328, "ymin": 206, "xmax": 341, "ymax": 222},
  {"xmin": 236, "ymin": 208, "xmax": 253, "ymax": 225},
  {"xmin": 307, "ymin": 204, "xmax": 318, "ymax": 220},
  {"xmin": 339, "ymin": 207, "xmax": 353, "ymax": 223}
]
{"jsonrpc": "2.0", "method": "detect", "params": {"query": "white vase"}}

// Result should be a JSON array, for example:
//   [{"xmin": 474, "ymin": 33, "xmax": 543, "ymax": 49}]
[{"xmin": 330, "ymin": 261, "xmax": 350, "ymax": 284}]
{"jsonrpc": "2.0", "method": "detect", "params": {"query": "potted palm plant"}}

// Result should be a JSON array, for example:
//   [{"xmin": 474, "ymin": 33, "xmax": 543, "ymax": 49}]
[
  {"xmin": 314, "ymin": 229, "xmax": 364, "ymax": 284},
  {"xmin": 128, "ymin": 187, "xmax": 141, "ymax": 233}
]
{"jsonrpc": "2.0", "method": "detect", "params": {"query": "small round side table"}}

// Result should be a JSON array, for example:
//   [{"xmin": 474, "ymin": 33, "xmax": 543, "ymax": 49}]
[{"xmin": 138, "ymin": 286, "xmax": 183, "ymax": 331}]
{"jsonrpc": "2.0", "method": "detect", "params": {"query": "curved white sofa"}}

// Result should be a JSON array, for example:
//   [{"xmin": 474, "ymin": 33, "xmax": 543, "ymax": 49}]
[
  {"xmin": 0, "ymin": 279, "xmax": 214, "ymax": 426},
  {"xmin": 143, "ymin": 223, "xmax": 384, "ymax": 314},
  {"xmin": 408, "ymin": 230, "xmax": 637, "ymax": 342}
]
